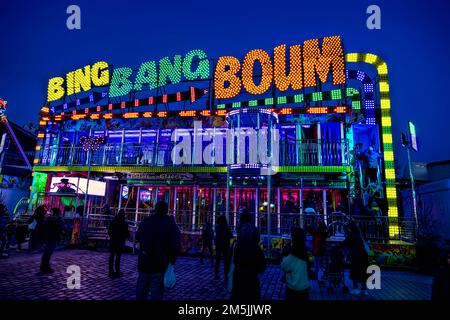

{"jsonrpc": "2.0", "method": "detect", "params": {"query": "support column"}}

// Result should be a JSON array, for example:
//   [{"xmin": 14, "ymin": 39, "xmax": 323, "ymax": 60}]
[
  {"xmin": 173, "ymin": 187, "xmax": 178, "ymax": 215},
  {"xmin": 255, "ymin": 187, "xmax": 259, "ymax": 228},
  {"xmin": 340, "ymin": 122, "xmax": 345, "ymax": 165},
  {"xmin": 296, "ymin": 123, "xmax": 301, "ymax": 165},
  {"xmin": 135, "ymin": 186, "xmax": 140, "ymax": 225},
  {"xmin": 277, "ymin": 187, "xmax": 281, "ymax": 234},
  {"xmin": 226, "ymin": 169, "xmax": 230, "ymax": 224},
  {"xmin": 192, "ymin": 185, "xmax": 197, "ymax": 231},
  {"xmin": 118, "ymin": 185, "xmax": 123, "ymax": 210},
  {"xmin": 299, "ymin": 179, "xmax": 303, "ymax": 228},
  {"xmin": 267, "ymin": 174, "xmax": 272, "ymax": 258},
  {"xmin": 317, "ymin": 123, "xmax": 322, "ymax": 165},
  {"xmin": 213, "ymin": 187, "xmax": 217, "ymax": 227},
  {"xmin": 138, "ymin": 128, "xmax": 142, "ymax": 165},
  {"xmin": 102, "ymin": 140, "xmax": 107, "ymax": 165},
  {"xmin": 233, "ymin": 188, "xmax": 237, "ymax": 229},
  {"xmin": 119, "ymin": 129, "xmax": 125, "ymax": 165},
  {"xmin": 323, "ymin": 189, "xmax": 328, "ymax": 225},
  {"xmin": 154, "ymin": 186, "xmax": 159, "ymax": 203}
]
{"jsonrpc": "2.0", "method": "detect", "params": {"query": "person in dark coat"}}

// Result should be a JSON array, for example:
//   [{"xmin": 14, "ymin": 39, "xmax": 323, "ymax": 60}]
[
  {"xmin": 199, "ymin": 221, "xmax": 214, "ymax": 266},
  {"xmin": 0, "ymin": 204, "xmax": 8, "ymax": 258},
  {"xmin": 231, "ymin": 210, "xmax": 266, "ymax": 301},
  {"xmin": 136, "ymin": 201, "xmax": 181, "ymax": 300},
  {"xmin": 342, "ymin": 220, "xmax": 369, "ymax": 295},
  {"xmin": 108, "ymin": 209, "xmax": 129, "ymax": 278},
  {"xmin": 28, "ymin": 205, "xmax": 47, "ymax": 252},
  {"xmin": 309, "ymin": 217, "xmax": 328, "ymax": 280},
  {"xmin": 40, "ymin": 208, "xmax": 65, "ymax": 273},
  {"xmin": 432, "ymin": 250, "xmax": 450, "ymax": 300},
  {"xmin": 214, "ymin": 215, "xmax": 232, "ymax": 280},
  {"xmin": 281, "ymin": 227, "xmax": 310, "ymax": 300},
  {"xmin": 237, "ymin": 209, "xmax": 260, "ymax": 244}
]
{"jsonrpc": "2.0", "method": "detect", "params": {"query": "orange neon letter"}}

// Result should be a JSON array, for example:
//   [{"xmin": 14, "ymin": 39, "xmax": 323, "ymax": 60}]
[
  {"xmin": 302, "ymin": 36, "xmax": 346, "ymax": 87},
  {"xmin": 242, "ymin": 49, "xmax": 273, "ymax": 95},
  {"xmin": 214, "ymin": 56, "xmax": 241, "ymax": 99},
  {"xmin": 274, "ymin": 44, "xmax": 302, "ymax": 91}
]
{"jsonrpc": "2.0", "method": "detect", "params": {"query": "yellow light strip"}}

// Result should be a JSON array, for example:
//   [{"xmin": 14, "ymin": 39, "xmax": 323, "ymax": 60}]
[{"xmin": 346, "ymin": 52, "xmax": 399, "ymax": 238}]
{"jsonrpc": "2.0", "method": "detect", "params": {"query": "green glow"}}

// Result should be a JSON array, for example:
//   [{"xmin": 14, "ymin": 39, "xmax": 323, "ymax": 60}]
[
  {"xmin": 352, "ymin": 100, "xmax": 361, "ymax": 110},
  {"xmin": 294, "ymin": 94, "xmax": 304, "ymax": 103},
  {"xmin": 158, "ymin": 55, "xmax": 182, "ymax": 86},
  {"xmin": 213, "ymin": 88, "xmax": 362, "ymax": 110},
  {"xmin": 232, "ymin": 102, "xmax": 241, "ymax": 108},
  {"xmin": 331, "ymin": 89, "xmax": 342, "ymax": 100},
  {"xmin": 33, "ymin": 165, "xmax": 228, "ymax": 173},
  {"xmin": 312, "ymin": 92, "xmax": 323, "ymax": 101},
  {"xmin": 182, "ymin": 49, "xmax": 210, "ymax": 80},
  {"xmin": 346, "ymin": 87, "xmax": 359, "ymax": 97},
  {"xmin": 29, "ymin": 172, "xmax": 48, "ymax": 210},
  {"xmin": 265, "ymin": 98, "xmax": 274, "ymax": 105},
  {"xmin": 109, "ymin": 67, "xmax": 133, "ymax": 98},
  {"xmin": 277, "ymin": 166, "xmax": 351, "ymax": 173},
  {"xmin": 34, "ymin": 165, "xmax": 350, "ymax": 174},
  {"xmin": 134, "ymin": 61, "xmax": 158, "ymax": 91},
  {"xmin": 277, "ymin": 96, "xmax": 287, "ymax": 104}
]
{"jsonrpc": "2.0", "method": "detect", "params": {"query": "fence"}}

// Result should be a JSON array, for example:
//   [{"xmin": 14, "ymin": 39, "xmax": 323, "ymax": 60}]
[
  {"xmin": 82, "ymin": 208, "xmax": 416, "ymax": 249},
  {"xmin": 38, "ymin": 139, "xmax": 350, "ymax": 167}
]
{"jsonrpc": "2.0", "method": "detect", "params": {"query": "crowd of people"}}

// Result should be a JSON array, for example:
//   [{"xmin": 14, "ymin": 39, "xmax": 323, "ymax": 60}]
[{"xmin": 1, "ymin": 200, "xmax": 449, "ymax": 301}]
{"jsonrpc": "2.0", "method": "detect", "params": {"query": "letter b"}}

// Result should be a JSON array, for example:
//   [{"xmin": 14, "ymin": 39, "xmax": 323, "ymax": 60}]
[
  {"xmin": 214, "ymin": 56, "xmax": 241, "ymax": 99},
  {"xmin": 47, "ymin": 77, "xmax": 65, "ymax": 102}
]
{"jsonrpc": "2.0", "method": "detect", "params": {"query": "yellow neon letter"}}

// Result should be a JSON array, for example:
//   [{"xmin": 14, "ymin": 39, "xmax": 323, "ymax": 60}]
[{"xmin": 47, "ymin": 77, "xmax": 65, "ymax": 102}]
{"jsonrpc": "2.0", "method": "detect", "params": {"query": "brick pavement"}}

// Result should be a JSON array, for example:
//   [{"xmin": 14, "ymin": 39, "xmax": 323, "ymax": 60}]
[{"xmin": 0, "ymin": 249, "xmax": 432, "ymax": 300}]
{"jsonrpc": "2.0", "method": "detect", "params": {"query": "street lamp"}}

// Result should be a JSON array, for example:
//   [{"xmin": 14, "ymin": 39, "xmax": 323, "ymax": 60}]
[
  {"xmin": 80, "ymin": 135, "xmax": 105, "ymax": 217},
  {"xmin": 402, "ymin": 121, "xmax": 419, "ymax": 234}
]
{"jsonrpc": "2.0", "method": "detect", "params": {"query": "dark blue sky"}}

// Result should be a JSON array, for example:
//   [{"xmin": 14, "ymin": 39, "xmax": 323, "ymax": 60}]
[{"xmin": 1, "ymin": 0, "xmax": 450, "ymax": 170}]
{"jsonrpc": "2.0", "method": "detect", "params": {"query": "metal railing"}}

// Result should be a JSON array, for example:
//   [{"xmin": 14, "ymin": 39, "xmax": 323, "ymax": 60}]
[
  {"xmin": 38, "ymin": 139, "xmax": 350, "ymax": 167},
  {"xmin": 82, "ymin": 209, "xmax": 416, "ymax": 245}
]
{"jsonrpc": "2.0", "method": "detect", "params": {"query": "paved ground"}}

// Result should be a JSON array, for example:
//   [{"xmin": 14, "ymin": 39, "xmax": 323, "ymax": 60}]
[{"xmin": 0, "ymin": 249, "xmax": 432, "ymax": 300}]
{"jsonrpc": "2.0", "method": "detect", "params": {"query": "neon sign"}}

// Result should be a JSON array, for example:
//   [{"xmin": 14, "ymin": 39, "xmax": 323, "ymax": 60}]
[
  {"xmin": 408, "ymin": 121, "xmax": 418, "ymax": 152},
  {"xmin": 46, "ymin": 36, "xmax": 345, "ymax": 102}
]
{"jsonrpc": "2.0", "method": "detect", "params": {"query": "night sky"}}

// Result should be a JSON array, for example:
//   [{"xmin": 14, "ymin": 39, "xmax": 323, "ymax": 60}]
[{"xmin": 1, "ymin": 0, "xmax": 449, "ymax": 172}]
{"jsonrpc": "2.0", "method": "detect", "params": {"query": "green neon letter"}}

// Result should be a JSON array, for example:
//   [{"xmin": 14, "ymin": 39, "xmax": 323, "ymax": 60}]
[
  {"xmin": 158, "ymin": 55, "xmax": 182, "ymax": 86},
  {"xmin": 134, "ymin": 61, "xmax": 158, "ymax": 91},
  {"xmin": 183, "ymin": 49, "xmax": 210, "ymax": 80},
  {"xmin": 109, "ymin": 67, "xmax": 133, "ymax": 97}
]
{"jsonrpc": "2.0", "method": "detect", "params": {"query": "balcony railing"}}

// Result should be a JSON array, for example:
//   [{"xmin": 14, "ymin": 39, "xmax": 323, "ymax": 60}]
[
  {"xmin": 38, "ymin": 139, "xmax": 350, "ymax": 167},
  {"xmin": 82, "ymin": 209, "xmax": 416, "ymax": 245}
]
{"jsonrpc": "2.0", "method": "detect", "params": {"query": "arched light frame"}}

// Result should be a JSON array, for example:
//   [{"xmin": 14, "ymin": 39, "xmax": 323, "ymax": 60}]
[
  {"xmin": 346, "ymin": 53, "xmax": 398, "ymax": 238},
  {"xmin": 346, "ymin": 69, "xmax": 376, "ymax": 125}
]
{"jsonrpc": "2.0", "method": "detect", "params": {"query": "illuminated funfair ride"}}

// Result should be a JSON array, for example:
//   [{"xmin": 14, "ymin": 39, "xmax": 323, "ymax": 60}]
[
  {"xmin": 30, "ymin": 36, "xmax": 412, "ymax": 253},
  {"xmin": 0, "ymin": 99, "xmax": 33, "ymax": 172}
]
